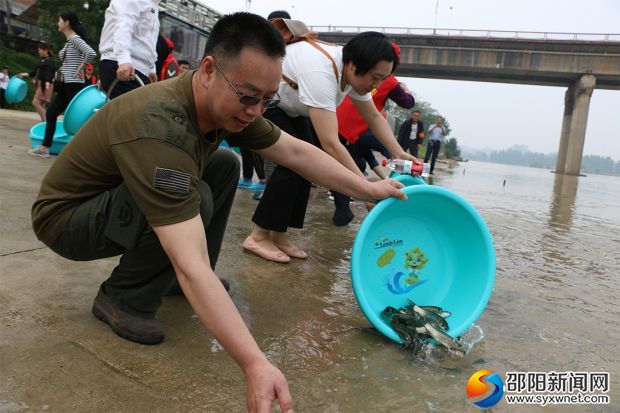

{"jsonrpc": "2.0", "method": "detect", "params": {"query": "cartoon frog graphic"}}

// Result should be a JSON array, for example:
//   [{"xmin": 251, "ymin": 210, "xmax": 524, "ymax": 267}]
[{"xmin": 387, "ymin": 247, "xmax": 429, "ymax": 294}]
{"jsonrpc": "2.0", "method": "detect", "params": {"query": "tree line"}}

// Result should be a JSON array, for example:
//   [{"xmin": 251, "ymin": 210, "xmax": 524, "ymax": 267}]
[{"xmin": 463, "ymin": 146, "xmax": 620, "ymax": 176}]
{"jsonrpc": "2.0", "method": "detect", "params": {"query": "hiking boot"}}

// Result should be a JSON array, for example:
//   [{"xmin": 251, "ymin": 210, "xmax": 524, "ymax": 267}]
[{"xmin": 91, "ymin": 287, "xmax": 164, "ymax": 345}]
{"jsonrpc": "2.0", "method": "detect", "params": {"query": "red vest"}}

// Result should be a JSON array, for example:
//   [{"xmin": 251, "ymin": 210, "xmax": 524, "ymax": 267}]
[
  {"xmin": 337, "ymin": 74, "xmax": 399, "ymax": 144},
  {"xmin": 160, "ymin": 54, "xmax": 179, "ymax": 80}
]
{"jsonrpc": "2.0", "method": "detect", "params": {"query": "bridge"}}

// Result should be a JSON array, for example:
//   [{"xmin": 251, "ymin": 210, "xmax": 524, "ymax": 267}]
[{"xmin": 314, "ymin": 27, "xmax": 620, "ymax": 176}]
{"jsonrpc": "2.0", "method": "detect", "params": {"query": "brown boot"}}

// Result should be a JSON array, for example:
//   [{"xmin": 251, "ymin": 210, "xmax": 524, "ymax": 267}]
[{"xmin": 91, "ymin": 287, "xmax": 164, "ymax": 345}]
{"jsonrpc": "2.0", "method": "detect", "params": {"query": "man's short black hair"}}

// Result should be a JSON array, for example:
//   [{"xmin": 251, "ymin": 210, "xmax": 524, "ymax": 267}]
[
  {"xmin": 267, "ymin": 10, "xmax": 291, "ymax": 20},
  {"xmin": 342, "ymin": 32, "xmax": 397, "ymax": 76},
  {"xmin": 178, "ymin": 59, "xmax": 189, "ymax": 65},
  {"xmin": 204, "ymin": 12, "xmax": 285, "ymax": 63}
]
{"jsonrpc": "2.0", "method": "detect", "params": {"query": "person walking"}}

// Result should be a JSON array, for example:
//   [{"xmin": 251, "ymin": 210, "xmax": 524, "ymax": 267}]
[
  {"xmin": 17, "ymin": 43, "xmax": 55, "ymax": 121},
  {"xmin": 98, "ymin": 0, "xmax": 159, "ymax": 99},
  {"xmin": 27, "ymin": 11, "xmax": 95, "ymax": 158},
  {"xmin": 424, "ymin": 116, "xmax": 446, "ymax": 174},
  {"xmin": 31, "ymin": 12, "xmax": 405, "ymax": 411}
]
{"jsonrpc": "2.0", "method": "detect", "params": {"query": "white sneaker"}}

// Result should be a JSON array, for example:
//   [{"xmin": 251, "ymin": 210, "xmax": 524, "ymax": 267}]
[{"xmin": 27, "ymin": 147, "xmax": 50, "ymax": 158}]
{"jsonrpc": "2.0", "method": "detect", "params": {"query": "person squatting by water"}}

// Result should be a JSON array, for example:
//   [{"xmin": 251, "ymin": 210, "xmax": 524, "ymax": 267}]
[
  {"xmin": 243, "ymin": 27, "xmax": 418, "ymax": 263},
  {"xmin": 31, "ymin": 12, "xmax": 407, "ymax": 412},
  {"xmin": 27, "ymin": 11, "xmax": 95, "ymax": 158}
]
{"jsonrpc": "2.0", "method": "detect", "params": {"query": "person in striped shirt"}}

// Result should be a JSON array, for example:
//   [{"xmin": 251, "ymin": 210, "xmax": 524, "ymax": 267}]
[{"xmin": 28, "ymin": 11, "xmax": 96, "ymax": 158}]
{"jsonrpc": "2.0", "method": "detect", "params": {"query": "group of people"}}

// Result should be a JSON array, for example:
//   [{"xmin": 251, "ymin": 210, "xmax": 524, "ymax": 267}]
[
  {"xmin": 397, "ymin": 111, "xmax": 447, "ymax": 174},
  {"xmin": 26, "ymin": 4, "xmax": 451, "ymax": 411},
  {"xmin": 10, "ymin": 1, "xmax": 192, "ymax": 158}
]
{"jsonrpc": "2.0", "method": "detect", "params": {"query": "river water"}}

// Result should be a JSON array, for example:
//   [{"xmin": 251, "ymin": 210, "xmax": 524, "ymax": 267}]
[{"xmin": 226, "ymin": 161, "xmax": 619, "ymax": 412}]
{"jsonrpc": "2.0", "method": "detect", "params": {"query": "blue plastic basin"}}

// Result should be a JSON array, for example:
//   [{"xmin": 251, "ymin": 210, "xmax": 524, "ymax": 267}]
[
  {"xmin": 351, "ymin": 184, "xmax": 495, "ymax": 343},
  {"xmin": 29, "ymin": 121, "xmax": 73, "ymax": 155},
  {"xmin": 63, "ymin": 85, "xmax": 106, "ymax": 135},
  {"xmin": 391, "ymin": 172, "xmax": 426, "ymax": 187},
  {"xmin": 5, "ymin": 76, "xmax": 28, "ymax": 103}
]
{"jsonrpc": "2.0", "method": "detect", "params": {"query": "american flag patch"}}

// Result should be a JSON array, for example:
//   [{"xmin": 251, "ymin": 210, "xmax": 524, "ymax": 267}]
[{"xmin": 153, "ymin": 167, "xmax": 191, "ymax": 193}]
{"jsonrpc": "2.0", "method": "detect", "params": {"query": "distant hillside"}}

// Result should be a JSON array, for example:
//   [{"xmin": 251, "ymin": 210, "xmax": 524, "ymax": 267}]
[{"xmin": 461, "ymin": 146, "xmax": 620, "ymax": 176}]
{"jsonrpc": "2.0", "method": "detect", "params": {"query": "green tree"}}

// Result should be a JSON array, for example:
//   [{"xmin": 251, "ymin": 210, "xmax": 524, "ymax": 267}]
[
  {"xmin": 36, "ymin": 0, "xmax": 109, "ymax": 63},
  {"xmin": 443, "ymin": 137, "xmax": 461, "ymax": 159}
]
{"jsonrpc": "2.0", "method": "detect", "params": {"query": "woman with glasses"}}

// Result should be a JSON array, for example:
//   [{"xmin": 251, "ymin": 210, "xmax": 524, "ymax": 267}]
[{"xmin": 243, "ymin": 30, "xmax": 417, "ymax": 263}]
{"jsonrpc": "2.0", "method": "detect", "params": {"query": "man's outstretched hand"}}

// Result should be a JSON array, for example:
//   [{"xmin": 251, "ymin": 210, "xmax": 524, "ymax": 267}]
[{"xmin": 245, "ymin": 358, "xmax": 294, "ymax": 413}]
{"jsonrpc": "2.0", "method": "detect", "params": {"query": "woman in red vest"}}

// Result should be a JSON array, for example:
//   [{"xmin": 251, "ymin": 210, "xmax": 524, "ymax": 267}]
[{"xmin": 159, "ymin": 38, "xmax": 179, "ymax": 80}]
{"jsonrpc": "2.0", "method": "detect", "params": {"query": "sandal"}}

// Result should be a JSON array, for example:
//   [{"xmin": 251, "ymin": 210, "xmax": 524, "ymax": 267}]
[{"xmin": 243, "ymin": 236, "xmax": 290, "ymax": 263}]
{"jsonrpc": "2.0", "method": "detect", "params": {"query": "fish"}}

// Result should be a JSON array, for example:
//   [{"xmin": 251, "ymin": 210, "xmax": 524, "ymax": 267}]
[{"xmin": 382, "ymin": 299, "xmax": 463, "ymax": 354}]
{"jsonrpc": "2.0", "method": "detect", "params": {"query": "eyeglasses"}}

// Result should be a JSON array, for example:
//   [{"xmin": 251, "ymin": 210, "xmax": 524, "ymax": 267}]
[{"xmin": 213, "ymin": 59, "xmax": 280, "ymax": 109}]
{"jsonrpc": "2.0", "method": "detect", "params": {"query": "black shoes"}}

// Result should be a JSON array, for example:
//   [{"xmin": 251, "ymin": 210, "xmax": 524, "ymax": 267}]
[
  {"xmin": 332, "ymin": 209, "xmax": 355, "ymax": 227},
  {"xmin": 92, "ymin": 287, "xmax": 165, "ymax": 345}
]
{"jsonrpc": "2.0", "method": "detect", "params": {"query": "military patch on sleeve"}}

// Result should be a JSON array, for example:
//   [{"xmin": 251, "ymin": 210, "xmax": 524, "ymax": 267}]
[{"xmin": 153, "ymin": 167, "xmax": 191, "ymax": 193}]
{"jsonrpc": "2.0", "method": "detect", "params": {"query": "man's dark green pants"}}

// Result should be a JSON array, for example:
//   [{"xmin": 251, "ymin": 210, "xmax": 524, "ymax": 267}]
[{"xmin": 50, "ymin": 149, "xmax": 239, "ymax": 318}]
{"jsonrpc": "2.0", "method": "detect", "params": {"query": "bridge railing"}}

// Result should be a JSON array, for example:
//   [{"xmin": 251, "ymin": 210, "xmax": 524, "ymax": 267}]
[{"xmin": 308, "ymin": 26, "xmax": 620, "ymax": 42}]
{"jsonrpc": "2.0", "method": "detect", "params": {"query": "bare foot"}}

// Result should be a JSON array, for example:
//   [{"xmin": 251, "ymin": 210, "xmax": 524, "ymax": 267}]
[
  {"xmin": 243, "ymin": 235, "xmax": 290, "ymax": 263},
  {"xmin": 270, "ymin": 232, "xmax": 308, "ymax": 259}
]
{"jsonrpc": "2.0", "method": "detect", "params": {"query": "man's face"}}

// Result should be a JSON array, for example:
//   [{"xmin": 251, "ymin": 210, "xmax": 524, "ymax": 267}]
[
  {"xmin": 436, "ymin": 117, "xmax": 443, "ymax": 126},
  {"xmin": 412, "ymin": 112, "xmax": 420, "ymax": 122},
  {"xmin": 198, "ymin": 48, "xmax": 282, "ymax": 133},
  {"xmin": 179, "ymin": 63, "xmax": 190, "ymax": 74},
  {"xmin": 347, "ymin": 60, "xmax": 393, "ymax": 95}
]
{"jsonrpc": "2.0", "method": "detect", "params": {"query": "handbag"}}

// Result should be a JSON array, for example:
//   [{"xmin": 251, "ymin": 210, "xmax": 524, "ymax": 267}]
[{"xmin": 53, "ymin": 66, "xmax": 64, "ymax": 89}]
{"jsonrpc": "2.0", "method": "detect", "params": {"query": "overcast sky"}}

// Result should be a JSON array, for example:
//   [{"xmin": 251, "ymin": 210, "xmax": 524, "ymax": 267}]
[{"xmin": 199, "ymin": 0, "xmax": 620, "ymax": 160}]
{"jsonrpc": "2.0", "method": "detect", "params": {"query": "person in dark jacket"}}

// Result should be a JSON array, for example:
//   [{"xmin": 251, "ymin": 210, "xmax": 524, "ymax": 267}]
[
  {"xmin": 397, "ymin": 110, "xmax": 424, "ymax": 157},
  {"xmin": 17, "ymin": 43, "xmax": 56, "ymax": 121}
]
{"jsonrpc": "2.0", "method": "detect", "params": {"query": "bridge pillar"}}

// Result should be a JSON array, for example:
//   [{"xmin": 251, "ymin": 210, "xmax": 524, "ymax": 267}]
[{"xmin": 555, "ymin": 74, "xmax": 596, "ymax": 176}]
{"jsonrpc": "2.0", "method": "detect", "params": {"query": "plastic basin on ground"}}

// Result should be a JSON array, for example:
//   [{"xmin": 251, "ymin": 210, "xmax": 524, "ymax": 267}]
[
  {"xmin": 351, "ymin": 184, "xmax": 495, "ymax": 343},
  {"xmin": 63, "ymin": 85, "xmax": 106, "ymax": 135},
  {"xmin": 5, "ymin": 76, "xmax": 28, "ymax": 103},
  {"xmin": 29, "ymin": 121, "xmax": 72, "ymax": 155}
]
